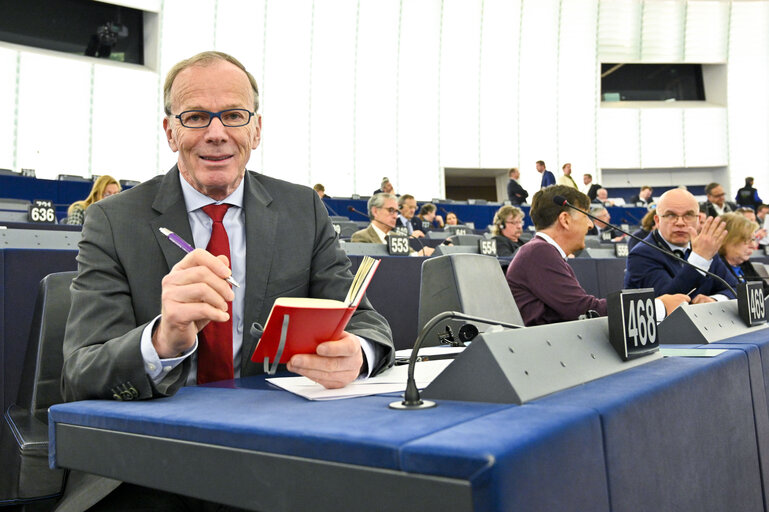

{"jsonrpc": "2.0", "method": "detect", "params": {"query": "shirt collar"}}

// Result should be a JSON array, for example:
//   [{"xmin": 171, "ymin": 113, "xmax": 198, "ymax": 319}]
[
  {"xmin": 179, "ymin": 172, "xmax": 245, "ymax": 212},
  {"xmin": 535, "ymin": 232, "xmax": 567, "ymax": 260},
  {"xmin": 371, "ymin": 223, "xmax": 388, "ymax": 243},
  {"xmin": 656, "ymin": 230, "xmax": 690, "ymax": 251}
]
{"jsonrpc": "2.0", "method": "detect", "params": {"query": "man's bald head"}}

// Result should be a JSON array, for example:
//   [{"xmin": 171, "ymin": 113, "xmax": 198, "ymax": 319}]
[
  {"xmin": 655, "ymin": 188, "xmax": 700, "ymax": 245},
  {"xmin": 656, "ymin": 188, "xmax": 698, "ymax": 213}
]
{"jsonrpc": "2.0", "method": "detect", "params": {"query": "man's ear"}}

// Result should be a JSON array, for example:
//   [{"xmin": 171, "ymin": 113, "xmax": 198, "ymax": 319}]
[
  {"xmin": 557, "ymin": 210, "xmax": 572, "ymax": 229},
  {"xmin": 251, "ymin": 114, "xmax": 262, "ymax": 150},
  {"xmin": 163, "ymin": 117, "xmax": 178, "ymax": 152}
]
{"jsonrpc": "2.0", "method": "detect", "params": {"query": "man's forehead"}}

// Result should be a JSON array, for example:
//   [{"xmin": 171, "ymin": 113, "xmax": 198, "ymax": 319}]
[{"xmin": 172, "ymin": 62, "xmax": 253, "ymax": 107}]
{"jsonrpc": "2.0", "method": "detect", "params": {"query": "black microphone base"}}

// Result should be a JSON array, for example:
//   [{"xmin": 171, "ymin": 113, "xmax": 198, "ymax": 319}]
[{"xmin": 388, "ymin": 399, "xmax": 437, "ymax": 410}]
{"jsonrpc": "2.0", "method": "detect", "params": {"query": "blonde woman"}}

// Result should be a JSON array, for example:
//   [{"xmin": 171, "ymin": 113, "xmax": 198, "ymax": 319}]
[
  {"xmin": 66, "ymin": 175, "xmax": 121, "ymax": 225},
  {"xmin": 719, "ymin": 212, "xmax": 768, "ymax": 293}
]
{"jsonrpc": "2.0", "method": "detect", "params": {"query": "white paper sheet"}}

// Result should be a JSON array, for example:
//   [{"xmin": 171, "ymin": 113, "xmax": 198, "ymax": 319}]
[{"xmin": 266, "ymin": 359, "xmax": 453, "ymax": 401}]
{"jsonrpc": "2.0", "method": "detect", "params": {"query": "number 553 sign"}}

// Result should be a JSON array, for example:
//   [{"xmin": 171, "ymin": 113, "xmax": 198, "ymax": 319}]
[{"xmin": 607, "ymin": 288, "xmax": 659, "ymax": 360}]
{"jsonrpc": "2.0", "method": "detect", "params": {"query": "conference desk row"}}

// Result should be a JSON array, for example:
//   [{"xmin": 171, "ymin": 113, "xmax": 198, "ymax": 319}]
[
  {"xmin": 47, "ymin": 323, "xmax": 769, "ymax": 512},
  {"xmin": 323, "ymin": 197, "xmax": 650, "ymax": 233},
  {"xmin": 0, "ymin": 241, "xmax": 629, "ymax": 412}
]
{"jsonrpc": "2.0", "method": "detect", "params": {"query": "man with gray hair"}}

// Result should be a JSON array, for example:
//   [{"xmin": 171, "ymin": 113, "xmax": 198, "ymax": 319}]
[
  {"xmin": 586, "ymin": 206, "xmax": 625, "ymax": 242},
  {"xmin": 351, "ymin": 193, "xmax": 434, "ymax": 255},
  {"xmin": 59, "ymin": 49, "xmax": 395, "ymax": 508},
  {"xmin": 351, "ymin": 193, "xmax": 399, "ymax": 243}
]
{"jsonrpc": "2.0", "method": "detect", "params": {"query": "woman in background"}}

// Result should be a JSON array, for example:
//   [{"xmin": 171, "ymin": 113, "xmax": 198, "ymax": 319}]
[
  {"xmin": 719, "ymin": 212, "xmax": 769, "ymax": 294},
  {"xmin": 445, "ymin": 212, "xmax": 459, "ymax": 226},
  {"xmin": 627, "ymin": 209, "xmax": 656, "ymax": 252},
  {"xmin": 66, "ymin": 175, "xmax": 121, "ymax": 225}
]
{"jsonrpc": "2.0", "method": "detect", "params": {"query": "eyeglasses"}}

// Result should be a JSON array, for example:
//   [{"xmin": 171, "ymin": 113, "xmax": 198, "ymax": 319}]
[
  {"xmin": 378, "ymin": 207, "xmax": 399, "ymax": 215},
  {"xmin": 660, "ymin": 212, "xmax": 698, "ymax": 223},
  {"xmin": 174, "ymin": 109, "xmax": 255, "ymax": 128}
]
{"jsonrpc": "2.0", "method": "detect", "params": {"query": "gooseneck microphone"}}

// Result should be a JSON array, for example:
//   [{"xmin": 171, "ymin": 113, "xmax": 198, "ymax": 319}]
[
  {"xmin": 389, "ymin": 311, "xmax": 522, "ymax": 410},
  {"xmin": 347, "ymin": 205, "xmax": 369, "ymax": 219},
  {"xmin": 322, "ymin": 198, "xmax": 340, "ymax": 217},
  {"xmin": 552, "ymin": 195, "xmax": 737, "ymax": 297}
]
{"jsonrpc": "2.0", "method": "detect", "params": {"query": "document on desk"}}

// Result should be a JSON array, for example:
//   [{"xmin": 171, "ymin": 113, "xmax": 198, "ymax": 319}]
[
  {"xmin": 266, "ymin": 359, "xmax": 453, "ymax": 400},
  {"xmin": 660, "ymin": 348, "xmax": 727, "ymax": 357}
]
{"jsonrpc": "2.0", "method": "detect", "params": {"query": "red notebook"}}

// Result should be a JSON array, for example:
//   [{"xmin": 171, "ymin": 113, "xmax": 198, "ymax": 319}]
[{"xmin": 251, "ymin": 256, "xmax": 380, "ymax": 371}]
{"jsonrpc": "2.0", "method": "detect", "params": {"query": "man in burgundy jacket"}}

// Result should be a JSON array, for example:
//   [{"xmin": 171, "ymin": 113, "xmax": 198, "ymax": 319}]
[{"xmin": 506, "ymin": 185, "xmax": 689, "ymax": 326}]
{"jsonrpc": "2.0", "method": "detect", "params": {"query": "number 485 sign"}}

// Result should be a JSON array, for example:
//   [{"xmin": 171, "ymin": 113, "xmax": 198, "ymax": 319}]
[{"xmin": 607, "ymin": 288, "xmax": 660, "ymax": 360}]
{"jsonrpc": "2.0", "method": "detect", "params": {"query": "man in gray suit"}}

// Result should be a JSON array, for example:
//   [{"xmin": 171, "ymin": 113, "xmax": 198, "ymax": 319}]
[{"xmin": 62, "ymin": 51, "xmax": 394, "ymax": 405}]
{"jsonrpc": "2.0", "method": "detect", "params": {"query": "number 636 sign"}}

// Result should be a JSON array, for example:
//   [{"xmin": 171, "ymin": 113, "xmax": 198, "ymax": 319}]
[{"xmin": 607, "ymin": 288, "xmax": 659, "ymax": 361}]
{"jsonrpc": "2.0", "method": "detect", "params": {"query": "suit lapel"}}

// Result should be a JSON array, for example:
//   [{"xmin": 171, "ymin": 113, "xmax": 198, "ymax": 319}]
[
  {"xmin": 241, "ymin": 171, "xmax": 277, "ymax": 374},
  {"xmin": 367, "ymin": 225, "xmax": 379, "ymax": 243},
  {"xmin": 148, "ymin": 166, "xmax": 195, "ymax": 273}
]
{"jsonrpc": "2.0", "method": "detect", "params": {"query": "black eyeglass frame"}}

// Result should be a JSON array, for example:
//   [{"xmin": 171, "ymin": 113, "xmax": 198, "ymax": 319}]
[{"xmin": 174, "ymin": 109, "xmax": 256, "ymax": 128}]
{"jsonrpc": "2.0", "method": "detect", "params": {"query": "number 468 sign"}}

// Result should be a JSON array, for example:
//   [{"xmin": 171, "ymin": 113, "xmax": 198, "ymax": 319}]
[{"xmin": 607, "ymin": 288, "xmax": 660, "ymax": 360}]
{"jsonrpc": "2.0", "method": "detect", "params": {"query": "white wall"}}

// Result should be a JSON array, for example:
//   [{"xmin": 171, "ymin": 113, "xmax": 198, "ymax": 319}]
[{"xmin": 0, "ymin": 0, "xmax": 767, "ymax": 200}]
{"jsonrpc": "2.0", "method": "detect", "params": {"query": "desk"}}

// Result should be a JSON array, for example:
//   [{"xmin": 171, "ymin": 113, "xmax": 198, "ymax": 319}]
[{"xmin": 49, "ymin": 349, "xmax": 763, "ymax": 511}]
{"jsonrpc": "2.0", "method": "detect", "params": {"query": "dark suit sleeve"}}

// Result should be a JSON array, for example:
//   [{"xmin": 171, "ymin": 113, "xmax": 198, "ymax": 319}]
[
  {"xmin": 307, "ymin": 193, "xmax": 394, "ymax": 376},
  {"xmin": 624, "ymin": 243, "xmax": 737, "ymax": 298},
  {"xmin": 61, "ymin": 204, "xmax": 188, "ymax": 402}
]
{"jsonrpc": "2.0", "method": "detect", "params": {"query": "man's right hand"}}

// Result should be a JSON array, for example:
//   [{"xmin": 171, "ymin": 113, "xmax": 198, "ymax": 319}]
[
  {"xmin": 658, "ymin": 293, "xmax": 691, "ymax": 316},
  {"xmin": 691, "ymin": 216, "xmax": 727, "ymax": 260},
  {"xmin": 692, "ymin": 294, "xmax": 716, "ymax": 304},
  {"xmin": 152, "ymin": 249, "xmax": 234, "ymax": 358}
]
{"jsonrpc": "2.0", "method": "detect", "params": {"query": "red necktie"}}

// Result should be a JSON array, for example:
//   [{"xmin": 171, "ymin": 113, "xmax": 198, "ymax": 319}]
[{"xmin": 197, "ymin": 204, "xmax": 234, "ymax": 384}]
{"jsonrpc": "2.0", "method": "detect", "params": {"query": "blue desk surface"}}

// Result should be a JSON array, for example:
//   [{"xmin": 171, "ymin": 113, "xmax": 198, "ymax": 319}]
[{"xmin": 49, "ymin": 348, "xmax": 763, "ymax": 512}]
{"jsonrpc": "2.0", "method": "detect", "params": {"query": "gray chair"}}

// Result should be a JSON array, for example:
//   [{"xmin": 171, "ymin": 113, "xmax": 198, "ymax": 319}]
[
  {"xmin": 0, "ymin": 198, "xmax": 31, "ymax": 209},
  {"xmin": 332, "ymin": 221, "xmax": 360, "ymax": 238},
  {"xmin": 432, "ymin": 244, "xmax": 480, "ymax": 256},
  {"xmin": 0, "ymin": 272, "xmax": 76, "ymax": 507},
  {"xmin": 446, "ymin": 234, "xmax": 485, "ymax": 246},
  {"xmin": 57, "ymin": 175, "xmax": 90, "ymax": 182},
  {"xmin": 418, "ymin": 254, "xmax": 524, "ymax": 346}
]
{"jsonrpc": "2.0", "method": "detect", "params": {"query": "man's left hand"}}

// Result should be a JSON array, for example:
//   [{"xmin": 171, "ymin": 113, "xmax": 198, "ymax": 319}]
[{"xmin": 287, "ymin": 331, "xmax": 363, "ymax": 389}]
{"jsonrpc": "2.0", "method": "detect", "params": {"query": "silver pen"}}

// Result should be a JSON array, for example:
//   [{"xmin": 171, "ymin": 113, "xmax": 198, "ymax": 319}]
[{"xmin": 159, "ymin": 227, "xmax": 241, "ymax": 288}]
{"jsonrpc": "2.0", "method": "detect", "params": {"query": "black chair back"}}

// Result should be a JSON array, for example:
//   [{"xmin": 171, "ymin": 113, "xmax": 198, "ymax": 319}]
[{"xmin": 0, "ymin": 271, "xmax": 76, "ymax": 504}]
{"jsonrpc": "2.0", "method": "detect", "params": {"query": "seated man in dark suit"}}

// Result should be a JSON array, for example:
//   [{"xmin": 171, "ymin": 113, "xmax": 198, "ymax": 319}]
[
  {"xmin": 625, "ymin": 188, "xmax": 738, "ymax": 303},
  {"xmin": 491, "ymin": 205, "xmax": 526, "ymax": 257},
  {"xmin": 585, "ymin": 206, "xmax": 626, "ymax": 242},
  {"xmin": 629, "ymin": 185, "xmax": 653, "ymax": 206},
  {"xmin": 702, "ymin": 182, "xmax": 738, "ymax": 217},
  {"xmin": 506, "ymin": 185, "xmax": 688, "ymax": 326},
  {"xmin": 395, "ymin": 194, "xmax": 425, "ymax": 237},
  {"xmin": 373, "ymin": 176, "xmax": 394, "ymax": 195}
]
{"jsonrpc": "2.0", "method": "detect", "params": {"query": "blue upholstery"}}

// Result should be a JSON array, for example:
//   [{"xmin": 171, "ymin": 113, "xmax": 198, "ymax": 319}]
[
  {"xmin": 536, "ymin": 352, "xmax": 764, "ymax": 512},
  {"xmin": 49, "ymin": 386, "xmax": 509, "ymax": 471},
  {"xmin": 401, "ymin": 404, "xmax": 609, "ymax": 512}
]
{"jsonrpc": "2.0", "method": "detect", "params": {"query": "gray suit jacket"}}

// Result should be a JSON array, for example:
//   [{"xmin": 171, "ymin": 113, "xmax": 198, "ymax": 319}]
[{"xmin": 61, "ymin": 167, "xmax": 394, "ymax": 402}]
